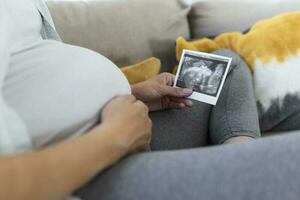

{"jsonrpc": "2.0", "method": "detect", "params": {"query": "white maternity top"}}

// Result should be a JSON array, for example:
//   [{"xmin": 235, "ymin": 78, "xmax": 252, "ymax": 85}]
[
  {"xmin": 9, "ymin": 0, "xmax": 43, "ymax": 53},
  {"xmin": 3, "ymin": 0, "xmax": 131, "ymax": 149}
]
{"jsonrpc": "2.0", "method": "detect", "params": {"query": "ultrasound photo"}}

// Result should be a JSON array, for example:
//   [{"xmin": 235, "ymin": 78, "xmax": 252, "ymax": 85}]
[{"xmin": 174, "ymin": 50, "xmax": 232, "ymax": 105}]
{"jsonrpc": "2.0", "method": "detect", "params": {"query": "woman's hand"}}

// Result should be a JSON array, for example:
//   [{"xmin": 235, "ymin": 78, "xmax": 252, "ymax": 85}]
[
  {"xmin": 131, "ymin": 73, "xmax": 194, "ymax": 111},
  {"xmin": 101, "ymin": 95, "xmax": 152, "ymax": 153},
  {"xmin": 0, "ymin": 96, "xmax": 151, "ymax": 200}
]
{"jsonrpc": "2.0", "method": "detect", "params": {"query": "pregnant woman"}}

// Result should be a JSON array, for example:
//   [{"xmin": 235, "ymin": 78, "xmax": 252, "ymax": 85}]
[{"xmin": 1, "ymin": 0, "xmax": 300, "ymax": 200}]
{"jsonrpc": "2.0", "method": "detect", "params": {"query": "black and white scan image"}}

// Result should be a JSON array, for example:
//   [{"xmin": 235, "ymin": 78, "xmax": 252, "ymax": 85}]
[{"xmin": 174, "ymin": 50, "xmax": 231, "ymax": 105}]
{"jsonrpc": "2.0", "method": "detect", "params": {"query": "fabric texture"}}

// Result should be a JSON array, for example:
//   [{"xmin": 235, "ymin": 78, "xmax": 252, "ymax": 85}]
[
  {"xmin": 0, "ymin": 0, "xmax": 64, "ymax": 155},
  {"xmin": 0, "ymin": 0, "xmax": 34, "ymax": 155},
  {"xmin": 2, "ymin": 0, "xmax": 130, "ymax": 150},
  {"xmin": 4, "ymin": 40, "xmax": 131, "ymax": 148},
  {"xmin": 150, "ymin": 50, "xmax": 260, "ymax": 148},
  {"xmin": 33, "ymin": 0, "xmax": 61, "ymax": 41},
  {"xmin": 182, "ymin": 0, "xmax": 300, "ymax": 38},
  {"xmin": 2, "ymin": 1, "xmax": 129, "ymax": 200},
  {"xmin": 121, "ymin": 57, "xmax": 161, "ymax": 85},
  {"xmin": 176, "ymin": 12, "xmax": 300, "ymax": 134},
  {"xmin": 46, "ymin": 0, "xmax": 191, "ymax": 72},
  {"xmin": 259, "ymin": 94, "xmax": 300, "ymax": 133},
  {"xmin": 9, "ymin": 0, "xmax": 43, "ymax": 52},
  {"xmin": 76, "ymin": 131, "xmax": 300, "ymax": 200},
  {"xmin": 4, "ymin": 39, "xmax": 128, "ymax": 200}
]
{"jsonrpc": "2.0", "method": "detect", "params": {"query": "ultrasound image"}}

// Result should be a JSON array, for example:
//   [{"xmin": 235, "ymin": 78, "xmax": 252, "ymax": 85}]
[{"xmin": 176, "ymin": 54, "xmax": 227, "ymax": 97}]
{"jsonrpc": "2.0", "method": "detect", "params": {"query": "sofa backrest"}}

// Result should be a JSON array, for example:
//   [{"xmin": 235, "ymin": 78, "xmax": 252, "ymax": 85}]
[
  {"xmin": 180, "ymin": 0, "xmax": 300, "ymax": 38},
  {"xmin": 47, "ymin": 0, "xmax": 190, "ymax": 72},
  {"xmin": 47, "ymin": 0, "xmax": 300, "ymax": 71}
]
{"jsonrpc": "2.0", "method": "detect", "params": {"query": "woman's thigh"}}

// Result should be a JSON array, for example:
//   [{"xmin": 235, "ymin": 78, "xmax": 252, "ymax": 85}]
[
  {"xmin": 76, "ymin": 132, "xmax": 300, "ymax": 200},
  {"xmin": 150, "ymin": 49, "xmax": 260, "ymax": 149},
  {"xmin": 150, "ymin": 101, "xmax": 211, "ymax": 150}
]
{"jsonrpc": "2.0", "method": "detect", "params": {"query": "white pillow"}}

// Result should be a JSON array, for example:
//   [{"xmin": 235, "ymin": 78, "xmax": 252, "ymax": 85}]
[{"xmin": 180, "ymin": 0, "xmax": 300, "ymax": 38}]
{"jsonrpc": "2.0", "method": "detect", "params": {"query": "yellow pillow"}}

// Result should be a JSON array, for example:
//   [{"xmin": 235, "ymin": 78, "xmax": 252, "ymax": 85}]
[
  {"xmin": 175, "ymin": 12, "xmax": 300, "ymax": 114},
  {"xmin": 176, "ymin": 12, "xmax": 300, "ymax": 72},
  {"xmin": 121, "ymin": 57, "xmax": 161, "ymax": 85}
]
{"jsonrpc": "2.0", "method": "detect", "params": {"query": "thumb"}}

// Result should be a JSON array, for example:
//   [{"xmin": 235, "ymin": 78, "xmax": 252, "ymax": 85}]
[{"xmin": 161, "ymin": 86, "xmax": 193, "ymax": 97}]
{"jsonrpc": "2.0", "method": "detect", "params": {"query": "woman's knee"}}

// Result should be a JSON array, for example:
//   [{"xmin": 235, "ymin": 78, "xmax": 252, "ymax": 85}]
[{"xmin": 212, "ymin": 49, "xmax": 250, "ymax": 75}]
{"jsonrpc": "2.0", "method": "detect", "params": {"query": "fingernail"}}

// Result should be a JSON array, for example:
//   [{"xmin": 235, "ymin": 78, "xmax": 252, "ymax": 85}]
[
  {"xmin": 183, "ymin": 88, "xmax": 193, "ymax": 94},
  {"xmin": 186, "ymin": 100, "xmax": 193, "ymax": 107}
]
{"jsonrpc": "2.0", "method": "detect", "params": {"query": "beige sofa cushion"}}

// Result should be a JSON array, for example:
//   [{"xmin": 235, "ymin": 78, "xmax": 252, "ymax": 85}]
[
  {"xmin": 47, "ymin": 0, "xmax": 190, "ymax": 72},
  {"xmin": 180, "ymin": 0, "xmax": 300, "ymax": 38}
]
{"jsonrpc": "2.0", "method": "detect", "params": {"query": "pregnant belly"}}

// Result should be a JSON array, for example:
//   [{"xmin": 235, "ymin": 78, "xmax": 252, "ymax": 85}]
[{"xmin": 4, "ymin": 40, "xmax": 131, "ymax": 148}]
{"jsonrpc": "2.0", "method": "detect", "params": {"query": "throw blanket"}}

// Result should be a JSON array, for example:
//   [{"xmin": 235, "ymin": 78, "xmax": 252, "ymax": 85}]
[{"xmin": 176, "ymin": 12, "xmax": 300, "ymax": 114}]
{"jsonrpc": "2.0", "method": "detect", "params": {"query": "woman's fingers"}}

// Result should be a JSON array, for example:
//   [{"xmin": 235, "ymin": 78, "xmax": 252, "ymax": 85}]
[
  {"xmin": 161, "ymin": 86, "xmax": 193, "ymax": 98},
  {"xmin": 161, "ymin": 73, "xmax": 194, "ymax": 98},
  {"xmin": 163, "ymin": 72, "xmax": 176, "ymax": 86},
  {"xmin": 170, "ymin": 97, "xmax": 194, "ymax": 107},
  {"xmin": 168, "ymin": 102, "xmax": 186, "ymax": 109},
  {"xmin": 167, "ymin": 100, "xmax": 193, "ymax": 109}
]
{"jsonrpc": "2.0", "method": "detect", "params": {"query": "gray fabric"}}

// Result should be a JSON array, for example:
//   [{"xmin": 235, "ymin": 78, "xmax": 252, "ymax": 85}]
[
  {"xmin": 150, "ymin": 49, "xmax": 260, "ymax": 149},
  {"xmin": 39, "ymin": 13, "xmax": 61, "ymax": 41},
  {"xmin": 209, "ymin": 50, "xmax": 260, "ymax": 144},
  {"xmin": 46, "ymin": 0, "xmax": 190, "ymax": 71},
  {"xmin": 259, "ymin": 93, "xmax": 300, "ymax": 133},
  {"xmin": 186, "ymin": 0, "xmax": 300, "ymax": 39},
  {"xmin": 150, "ymin": 100, "xmax": 210, "ymax": 149},
  {"xmin": 75, "ymin": 50, "xmax": 264, "ymax": 199},
  {"xmin": 33, "ymin": 0, "xmax": 61, "ymax": 41},
  {"xmin": 76, "ymin": 132, "xmax": 300, "ymax": 200}
]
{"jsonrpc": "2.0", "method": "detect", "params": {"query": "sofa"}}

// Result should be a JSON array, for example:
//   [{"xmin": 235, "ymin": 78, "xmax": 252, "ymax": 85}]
[{"xmin": 46, "ymin": 0, "xmax": 300, "ymax": 136}]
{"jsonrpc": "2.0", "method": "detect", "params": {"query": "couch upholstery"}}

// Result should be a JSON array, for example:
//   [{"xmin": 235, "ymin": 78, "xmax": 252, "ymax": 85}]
[
  {"xmin": 47, "ymin": 0, "xmax": 300, "ymax": 72},
  {"xmin": 47, "ymin": 0, "xmax": 190, "ymax": 72},
  {"xmin": 47, "ymin": 0, "xmax": 300, "ymax": 136},
  {"xmin": 181, "ymin": 0, "xmax": 300, "ymax": 38}
]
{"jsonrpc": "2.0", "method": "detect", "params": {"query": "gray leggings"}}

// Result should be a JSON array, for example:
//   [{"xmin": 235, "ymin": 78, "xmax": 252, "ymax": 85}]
[
  {"xmin": 150, "ymin": 50, "xmax": 260, "ymax": 148},
  {"xmin": 76, "ymin": 50, "xmax": 300, "ymax": 200}
]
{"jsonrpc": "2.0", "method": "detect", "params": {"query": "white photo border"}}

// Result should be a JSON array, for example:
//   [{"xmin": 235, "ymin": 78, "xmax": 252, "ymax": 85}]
[{"xmin": 173, "ymin": 49, "xmax": 232, "ymax": 105}]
